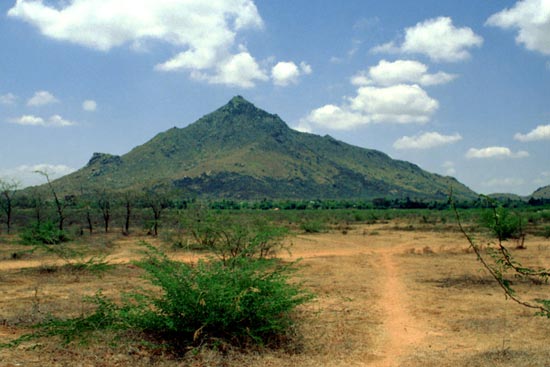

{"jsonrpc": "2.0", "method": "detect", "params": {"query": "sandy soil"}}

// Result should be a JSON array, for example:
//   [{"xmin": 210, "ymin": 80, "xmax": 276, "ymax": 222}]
[{"xmin": 1, "ymin": 223, "xmax": 550, "ymax": 366}]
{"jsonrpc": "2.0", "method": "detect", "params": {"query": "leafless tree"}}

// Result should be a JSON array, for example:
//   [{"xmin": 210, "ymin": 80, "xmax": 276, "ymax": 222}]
[
  {"xmin": 35, "ymin": 170, "xmax": 67, "ymax": 231},
  {"xmin": 145, "ymin": 190, "xmax": 170, "ymax": 236},
  {"xmin": 97, "ymin": 190, "xmax": 111, "ymax": 233},
  {"xmin": 0, "ymin": 178, "xmax": 20, "ymax": 234}
]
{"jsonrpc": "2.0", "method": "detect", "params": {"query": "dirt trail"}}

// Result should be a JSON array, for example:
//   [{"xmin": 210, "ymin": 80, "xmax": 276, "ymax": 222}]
[
  {"xmin": 372, "ymin": 248, "xmax": 428, "ymax": 367},
  {"xmin": 291, "ymin": 234, "xmax": 433, "ymax": 366}
]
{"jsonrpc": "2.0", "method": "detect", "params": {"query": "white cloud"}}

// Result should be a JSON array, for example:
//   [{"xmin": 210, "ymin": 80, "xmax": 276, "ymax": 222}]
[
  {"xmin": 9, "ymin": 115, "xmax": 44, "ymax": 126},
  {"xmin": 372, "ymin": 17, "xmax": 483, "ymax": 62},
  {"xmin": 8, "ymin": 0, "xmax": 272, "ymax": 88},
  {"xmin": 300, "ymin": 62, "xmax": 313, "ymax": 75},
  {"xmin": 271, "ymin": 61, "xmax": 312, "ymax": 86},
  {"xmin": 82, "ymin": 99, "xmax": 97, "ymax": 112},
  {"xmin": 487, "ymin": 0, "xmax": 550, "ymax": 55},
  {"xmin": 514, "ymin": 124, "xmax": 550, "ymax": 141},
  {"xmin": 272, "ymin": 62, "xmax": 300, "ymax": 86},
  {"xmin": 302, "ymin": 84, "xmax": 438, "ymax": 130},
  {"xmin": 301, "ymin": 104, "xmax": 370, "ymax": 130},
  {"xmin": 348, "ymin": 84, "xmax": 439, "ymax": 124},
  {"xmin": 393, "ymin": 132, "xmax": 462, "ymax": 150},
  {"xmin": 189, "ymin": 51, "xmax": 268, "ymax": 88},
  {"xmin": 27, "ymin": 90, "xmax": 59, "ymax": 106},
  {"xmin": 352, "ymin": 59, "xmax": 457, "ymax": 87},
  {"xmin": 0, "ymin": 93, "xmax": 17, "ymax": 105},
  {"xmin": 0, "ymin": 164, "xmax": 75, "ymax": 188},
  {"xmin": 442, "ymin": 161, "xmax": 456, "ymax": 176},
  {"xmin": 9, "ymin": 114, "xmax": 75, "ymax": 127},
  {"xmin": 48, "ymin": 114, "xmax": 75, "ymax": 127},
  {"xmin": 465, "ymin": 146, "xmax": 529, "ymax": 159}
]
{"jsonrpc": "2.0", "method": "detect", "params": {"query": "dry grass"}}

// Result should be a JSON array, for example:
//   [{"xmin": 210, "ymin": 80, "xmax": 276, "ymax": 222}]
[{"xmin": 1, "ymin": 221, "xmax": 550, "ymax": 366}]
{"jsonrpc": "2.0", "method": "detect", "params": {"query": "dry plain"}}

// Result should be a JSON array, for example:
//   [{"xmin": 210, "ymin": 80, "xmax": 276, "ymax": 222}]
[{"xmin": 1, "ymin": 220, "xmax": 550, "ymax": 367}]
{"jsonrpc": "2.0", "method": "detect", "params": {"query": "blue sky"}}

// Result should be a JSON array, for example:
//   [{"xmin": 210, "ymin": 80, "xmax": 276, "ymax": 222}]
[{"xmin": 0, "ymin": 0, "xmax": 549, "ymax": 196}]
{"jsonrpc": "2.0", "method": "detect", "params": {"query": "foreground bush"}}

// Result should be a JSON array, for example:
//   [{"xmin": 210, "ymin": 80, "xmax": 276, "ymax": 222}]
[
  {"xmin": 132, "ymin": 246, "xmax": 312, "ymax": 346},
  {"xmin": 3, "ymin": 244, "xmax": 313, "ymax": 351}
]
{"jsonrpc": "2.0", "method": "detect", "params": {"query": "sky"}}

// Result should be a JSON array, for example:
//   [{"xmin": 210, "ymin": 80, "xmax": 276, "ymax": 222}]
[{"xmin": 0, "ymin": 0, "xmax": 549, "ymax": 196}]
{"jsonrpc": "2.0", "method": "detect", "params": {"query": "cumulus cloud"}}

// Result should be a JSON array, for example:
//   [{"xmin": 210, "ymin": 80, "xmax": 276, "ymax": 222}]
[
  {"xmin": 487, "ymin": 0, "xmax": 550, "ymax": 55},
  {"xmin": 393, "ymin": 132, "xmax": 462, "ymax": 150},
  {"xmin": 27, "ymin": 90, "xmax": 59, "ymax": 106},
  {"xmin": 301, "ymin": 84, "xmax": 439, "ymax": 130},
  {"xmin": 352, "ymin": 60, "xmax": 457, "ymax": 87},
  {"xmin": 82, "ymin": 99, "xmax": 97, "ymax": 112},
  {"xmin": 514, "ymin": 124, "xmax": 550, "ymax": 141},
  {"xmin": 8, "ymin": 0, "xmax": 276, "ymax": 88},
  {"xmin": 9, "ymin": 114, "xmax": 75, "ymax": 127},
  {"xmin": 372, "ymin": 17, "xmax": 483, "ymax": 62},
  {"xmin": 271, "ymin": 61, "xmax": 312, "ymax": 86},
  {"xmin": 185, "ymin": 50, "xmax": 268, "ymax": 88},
  {"xmin": 0, "ymin": 164, "xmax": 75, "ymax": 188},
  {"xmin": 0, "ymin": 93, "xmax": 17, "ymax": 105},
  {"xmin": 465, "ymin": 146, "xmax": 529, "ymax": 159}
]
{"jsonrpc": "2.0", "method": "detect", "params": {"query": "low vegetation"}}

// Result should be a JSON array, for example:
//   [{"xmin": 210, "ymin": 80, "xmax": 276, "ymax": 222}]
[
  {"xmin": 453, "ymin": 196, "xmax": 550, "ymax": 317},
  {"xmin": 2, "ymin": 209, "xmax": 313, "ymax": 354},
  {"xmin": 2, "ymin": 193, "xmax": 550, "ymax": 365}
]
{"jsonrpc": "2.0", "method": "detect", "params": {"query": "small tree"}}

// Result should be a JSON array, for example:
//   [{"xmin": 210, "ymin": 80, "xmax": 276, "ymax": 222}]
[
  {"xmin": 121, "ymin": 192, "xmax": 134, "ymax": 235},
  {"xmin": 181, "ymin": 204, "xmax": 288, "ymax": 265},
  {"xmin": 30, "ymin": 188, "xmax": 45, "ymax": 225},
  {"xmin": 80, "ymin": 186, "xmax": 94, "ymax": 234},
  {"xmin": 0, "ymin": 178, "xmax": 20, "ymax": 234},
  {"xmin": 452, "ymin": 195, "xmax": 550, "ymax": 317},
  {"xmin": 36, "ymin": 171, "xmax": 68, "ymax": 231},
  {"xmin": 97, "ymin": 190, "xmax": 111, "ymax": 233},
  {"xmin": 144, "ymin": 190, "xmax": 170, "ymax": 236}
]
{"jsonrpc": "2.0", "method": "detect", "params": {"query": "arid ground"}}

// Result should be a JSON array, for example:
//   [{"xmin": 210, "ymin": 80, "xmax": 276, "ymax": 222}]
[{"xmin": 1, "ymin": 221, "xmax": 550, "ymax": 366}]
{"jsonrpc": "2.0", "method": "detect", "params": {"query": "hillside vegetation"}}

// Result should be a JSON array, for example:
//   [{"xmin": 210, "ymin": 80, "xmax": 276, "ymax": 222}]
[{"xmin": 35, "ymin": 96, "xmax": 476, "ymax": 201}]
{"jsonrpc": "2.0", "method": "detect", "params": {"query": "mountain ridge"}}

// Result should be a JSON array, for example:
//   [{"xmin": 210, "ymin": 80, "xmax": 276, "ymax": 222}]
[{"xmin": 41, "ymin": 96, "xmax": 477, "ymax": 200}]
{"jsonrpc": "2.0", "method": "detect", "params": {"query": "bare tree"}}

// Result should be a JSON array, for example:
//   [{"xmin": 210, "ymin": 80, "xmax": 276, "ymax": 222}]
[
  {"xmin": 35, "ymin": 170, "xmax": 67, "ymax": 231},
  {"xmin": 80, "ymin": 186, "xmax": 93, "ymax": 234},
  {"xmin": 30, "ymin": 188, "xmax": 44, "ymax": 225},
  {"xmin": 97, "ymin": 190, "xmax": 111, "ymax": 233},
  {"xmin": 0, "ymin": 178, "xmax": 20, "ymax": 234},
  {"xmin": 145, "ymin": 190, "xmax": 170, "ymax": 236},
  {"xmin": 121, "ymin": 192, "xmax": 133, "ymax": 236}
]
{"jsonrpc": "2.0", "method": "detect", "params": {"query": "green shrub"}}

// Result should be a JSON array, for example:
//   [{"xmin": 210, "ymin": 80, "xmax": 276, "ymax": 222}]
[
  {"xmin": 300, "ymin": 220, "xmax": 326, "ymax": 233},
  {"xmin": 19, "ymin": 221, "xmax": 69, "ymax": 245},
  {"xmin": 479, "ymin": 207, "xmax": 523, "ymax": 241},
  {"xmin": 3, "ymin": 244, "xmax": 313, "ymax": 351},
  {"xmin": 181, "ymin": 206, "xmax": 288, "ymax": 263},
  {"xmin": 130, "ymin": 245, "xmax": 313, "ymax": 346}
]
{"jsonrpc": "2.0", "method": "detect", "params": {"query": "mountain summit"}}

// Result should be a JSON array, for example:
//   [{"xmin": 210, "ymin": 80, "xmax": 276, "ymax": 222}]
[{"xmin": 48, "ymin": 96, "xmax": 476, "ymax": 200}]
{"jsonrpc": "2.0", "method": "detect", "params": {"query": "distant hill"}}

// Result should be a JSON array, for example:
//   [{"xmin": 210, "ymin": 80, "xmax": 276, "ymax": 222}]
[
  {"xmin": 488, "ymin": 193, "xmax": 526, "ymax": 202},
  {"xmin": 531, "ymin": 185, "xmax": 550, "ymax": 200},
  {"xmin": 36, "ymin": 96, "xmax": 477, "ymax": 201}
]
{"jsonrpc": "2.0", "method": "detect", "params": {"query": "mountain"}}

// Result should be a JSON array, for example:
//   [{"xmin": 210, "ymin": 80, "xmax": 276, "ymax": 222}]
[
  {"xmin": 531, "ymin": 185, "xmax": 550, "ymax": 200},
  {"xmin": 41, "ymin": 96, "xmax": 477, "ymax": 201}
]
